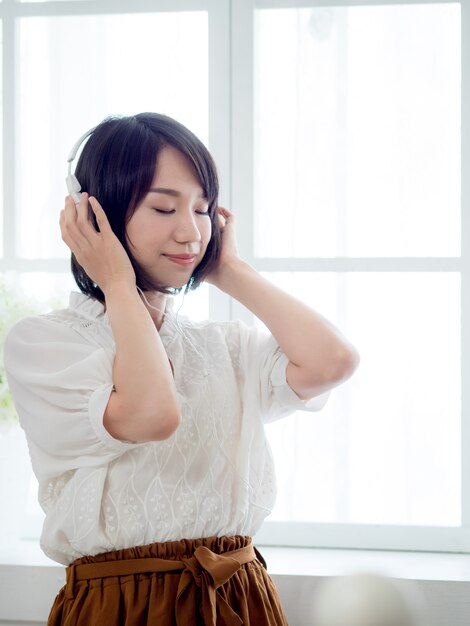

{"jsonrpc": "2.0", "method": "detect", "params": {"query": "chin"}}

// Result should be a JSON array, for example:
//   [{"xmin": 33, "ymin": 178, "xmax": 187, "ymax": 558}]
[
  {"xmin": 161, "ymin": 279, "xmax": 191, "ymax": 291},
  {"xmin": 143, "ymin": 270, "xmax": 192, "ymax": 292}
]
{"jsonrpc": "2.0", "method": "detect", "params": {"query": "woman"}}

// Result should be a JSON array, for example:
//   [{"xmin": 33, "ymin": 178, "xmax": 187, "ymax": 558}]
[{"xmin": 5, "ymin": 113, "xmax": 359, "ymax": 625}]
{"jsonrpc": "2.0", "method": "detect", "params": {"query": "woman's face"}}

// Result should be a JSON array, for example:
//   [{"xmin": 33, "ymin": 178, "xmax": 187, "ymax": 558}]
[{"xmin": 126, "ymin": 145, "xmax": 212, "ymax": 290}]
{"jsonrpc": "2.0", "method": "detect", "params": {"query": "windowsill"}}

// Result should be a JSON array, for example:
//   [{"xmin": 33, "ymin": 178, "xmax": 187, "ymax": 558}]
[
  {"xmin": 1, "ymin": 539, "xmax": 470, "ymax": 579},
  {"xmin": 1, "ymin": 541, "xmax": 470, "ymax": 623},
  {"xmin": 264, "ymin": 545, "xmax": 470, "ymax": 582}
]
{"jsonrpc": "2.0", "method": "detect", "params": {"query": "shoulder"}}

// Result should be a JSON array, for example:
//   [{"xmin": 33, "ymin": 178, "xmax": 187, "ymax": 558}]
[
  {"xmin": 4, "ymin": 306, "xmax": 114, "ymax": 385},
  {"xmin": 174, "ymin": 312, "xmax": 248, "ymax": 333},
  {"xmin": 6, "ymin": 308, "xmax": 84, "ymax": 345},
  {"xmin": 184, "ymin": 317, "xmax": 269, "ymax": 347},
  {"xmin": 173, "ymin": 316, "xmax": 275, "ymax": 368},
  {"xmin": 5, "ymin": 294, "xmax": 111, "ymax": 359},
  {"xmin": 5, "ymin": 313, "xmax": 61, "ymax": 345},
  {"xmin": 4, "ymin": 313, "xmax": 82, "ymax": 374},
  {"xmin": 173, "ymin": 315, "xmax": 250, "ymax": 345}
]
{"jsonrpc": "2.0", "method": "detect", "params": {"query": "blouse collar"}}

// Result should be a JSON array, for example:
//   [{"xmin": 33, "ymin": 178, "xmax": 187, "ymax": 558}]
[{"xmin": 68, "ymin": 291, "xmax": 175, "ymax": 337}]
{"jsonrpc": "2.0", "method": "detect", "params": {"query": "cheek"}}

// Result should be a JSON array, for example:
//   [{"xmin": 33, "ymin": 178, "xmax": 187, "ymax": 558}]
[
  {"xmin": 126, "ymin": 213, "xmax": 164, "ymax": 252},
  {"xmin": 125, "ymin": 213, "xmax": 143, "ymax": 249},
  {"xmin": 201, "ymin": 219, "xmax": 212, "ymax": 247}
]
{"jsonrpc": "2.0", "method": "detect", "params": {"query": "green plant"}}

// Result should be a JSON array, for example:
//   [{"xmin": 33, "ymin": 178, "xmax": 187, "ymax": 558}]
[{"xmin": 0, "ymin": 279, "xmax": 40, "ymax": 430}]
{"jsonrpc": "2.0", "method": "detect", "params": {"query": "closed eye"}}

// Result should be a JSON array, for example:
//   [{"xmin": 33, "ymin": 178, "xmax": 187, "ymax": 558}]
[
  {"xmin": 153, "ymin": 208, "xmax": 175, "ymax": 214},
  {"xmin": 152, "ymin": 207, "xmax": 209, "ymax": 215}
]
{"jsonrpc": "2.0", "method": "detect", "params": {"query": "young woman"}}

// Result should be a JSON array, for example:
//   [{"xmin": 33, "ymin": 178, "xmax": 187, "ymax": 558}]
[{"xmin": 5, "ymin": 113, "xmax": 359, "ymax": 625}]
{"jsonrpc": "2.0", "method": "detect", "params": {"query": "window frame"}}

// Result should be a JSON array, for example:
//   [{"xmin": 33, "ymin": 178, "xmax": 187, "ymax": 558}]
[
  {"xmin": 234, "ymin": 0, "xmax": 469, "ymax": 553},
  {"xmin": 1, "ymin": 0, "xmax": 468, "ymax": 553}
]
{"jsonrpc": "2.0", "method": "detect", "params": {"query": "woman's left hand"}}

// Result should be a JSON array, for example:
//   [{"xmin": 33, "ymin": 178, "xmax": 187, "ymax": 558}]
[{"xmin": 205, "ymin": 207, "xmax": 241, "ymax": 287}]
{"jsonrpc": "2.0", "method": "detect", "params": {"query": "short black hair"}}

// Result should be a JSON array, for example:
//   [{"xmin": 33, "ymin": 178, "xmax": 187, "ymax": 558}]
[{"xmin": 71, "ymin": 112, "xmax": 220, "ymax": 303}]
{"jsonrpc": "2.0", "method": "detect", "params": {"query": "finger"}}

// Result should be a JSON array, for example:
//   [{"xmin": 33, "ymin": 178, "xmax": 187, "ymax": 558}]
[
  {"xmin": 62, "ymin": 195, "xmax": 91, "ymax": 248},
  {"xmin": 89, "ymin": 197, "xmax": 113, "ymax": 235},
  {"xmin": 75, "ymin": 193, "xmax": 100, "ymax": 238},
  {"xmin": 63, "ymin": 194, "xmax": 90, "ymax": 232},
  {"xmin": 63, "ymin": 194, "xmax": 78, "ymax": 216},
  {"xmin": 217, "ymin": 214, "xmax": 225, "ymax": 229},
  {"xmin": 62, "ymin": 195, "xmax": 80, "ymax": 230},
  {"xmin": 217, "ymin": 207, "xmax": 234, "ymax": 226},
  {"xmin": 60, "ymin": 208, "xmax": 82, "ymax": 253},
  {"xmin": 218, "ymin": 206, "xmax": 233, "ymax": 218},
  {"xmin": 75, "ymin": 192, "xmax": 91, "ymax": 229}
]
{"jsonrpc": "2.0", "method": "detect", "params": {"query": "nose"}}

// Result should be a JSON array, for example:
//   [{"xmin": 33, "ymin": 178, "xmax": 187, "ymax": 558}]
[{"xmin": 173, "ymin": 209, "xmax": 202, "ymax": 244}]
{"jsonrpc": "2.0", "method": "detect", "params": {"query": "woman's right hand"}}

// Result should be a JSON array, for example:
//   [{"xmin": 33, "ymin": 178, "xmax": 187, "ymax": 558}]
[{"xmin": 60, "ymin": 193, "xmax": 136, "ymax": 294}]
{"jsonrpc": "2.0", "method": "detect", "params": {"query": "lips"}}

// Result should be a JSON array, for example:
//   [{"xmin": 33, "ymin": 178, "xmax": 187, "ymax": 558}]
[{"xmin": 164, "ymin": 254, "xmax": 198, "ymax": 266}]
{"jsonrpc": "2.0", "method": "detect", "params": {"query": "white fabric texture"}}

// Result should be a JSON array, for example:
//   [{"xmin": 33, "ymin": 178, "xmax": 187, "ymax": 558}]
[{"xmin": 5, "ymin": 291, "xmax": 328, "ymax": 565}]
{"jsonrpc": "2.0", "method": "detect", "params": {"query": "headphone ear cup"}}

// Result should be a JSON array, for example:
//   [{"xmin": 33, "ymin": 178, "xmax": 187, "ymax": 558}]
[
  {"xmin": 66, "ymin": 125, "xmax": 96, "ymax": 203},
  {"xmin": 66, "ymin": 173, "xmax": 81, "ymax": 194},
  {"xmin": 65, "ymin": 174, "xmax": 82, "ymax": 204}
]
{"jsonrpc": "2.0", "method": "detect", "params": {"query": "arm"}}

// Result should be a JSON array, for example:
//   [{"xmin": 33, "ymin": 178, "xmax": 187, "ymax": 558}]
[
  {"xmin": 207, "ymin": 208, "xmax": 359, "ymax": 401},
  {"xmin": 60, "ymin": 194, "xmax": 180, "ymax": 442},
  {"xmin": 102, "ymin": 282, "xmax": 180, "ymax": 442}
]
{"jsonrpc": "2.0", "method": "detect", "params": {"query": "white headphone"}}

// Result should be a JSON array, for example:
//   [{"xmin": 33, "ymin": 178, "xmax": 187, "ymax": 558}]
[{"xmin": 65, "ymin": 126, "xmax": 96, "ymax": 203}]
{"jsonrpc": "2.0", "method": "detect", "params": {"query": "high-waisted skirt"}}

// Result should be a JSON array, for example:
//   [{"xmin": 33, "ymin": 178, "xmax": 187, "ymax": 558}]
[{"xmin": 47, "ymin": 535, "xmax": 289, "ymax": 626}]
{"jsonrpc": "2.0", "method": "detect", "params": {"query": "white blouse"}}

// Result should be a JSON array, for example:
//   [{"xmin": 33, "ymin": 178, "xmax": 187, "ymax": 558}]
[{"xmin": 5, "ymin": 291, "xmax": 328, "ymax": 565}]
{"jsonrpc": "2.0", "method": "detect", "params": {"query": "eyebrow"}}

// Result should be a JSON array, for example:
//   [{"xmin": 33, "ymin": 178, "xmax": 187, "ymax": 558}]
[{"xmin": 148, "ymin": 187, "xmax": 207, "ymax": 200}]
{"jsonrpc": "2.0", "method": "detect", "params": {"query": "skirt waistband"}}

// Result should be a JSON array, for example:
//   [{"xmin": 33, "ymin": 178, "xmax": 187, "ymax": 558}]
[{"xmin": 65, "ymin": 537, "xmax": 258, "ymax": 626}]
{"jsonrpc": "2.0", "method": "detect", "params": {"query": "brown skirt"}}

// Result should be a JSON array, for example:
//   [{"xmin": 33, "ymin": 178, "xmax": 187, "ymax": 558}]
[{"xmin": 47, "ymin": 535, "xmax": 289, "ymax": 626}]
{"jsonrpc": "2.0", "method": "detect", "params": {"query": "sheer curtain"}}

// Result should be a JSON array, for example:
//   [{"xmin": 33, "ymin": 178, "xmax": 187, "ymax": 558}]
[
  {"xmin": 254, "ymin": 4, "xmax": 461, "ymax": 529},
  {"xmin": 4, "ymin": 6, "xmax": 211, "ymax": 541}
]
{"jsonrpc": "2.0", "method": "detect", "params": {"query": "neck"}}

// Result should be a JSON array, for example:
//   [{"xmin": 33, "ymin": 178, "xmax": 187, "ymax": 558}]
[{"xmin": 138, "ymin": 289, "xmax": 168, "ymax": 330}]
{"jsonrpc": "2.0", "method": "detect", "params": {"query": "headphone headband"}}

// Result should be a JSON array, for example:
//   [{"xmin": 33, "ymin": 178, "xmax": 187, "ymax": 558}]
[{"xmin": 66, "ymin": 126, "xmax": 97, "ymax": 164}]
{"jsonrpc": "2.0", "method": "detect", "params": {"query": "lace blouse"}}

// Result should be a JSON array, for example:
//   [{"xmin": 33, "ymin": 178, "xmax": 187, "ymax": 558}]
[{"xmin": 5, "ymin": 291, "xmax": 328, "ymax": 565}]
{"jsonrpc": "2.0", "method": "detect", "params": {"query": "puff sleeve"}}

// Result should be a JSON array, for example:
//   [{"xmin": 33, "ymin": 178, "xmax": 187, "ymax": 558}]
[
  {"xmin": 230, "ymin": 321, "xmax": 330, "ymax": 423},
  {"xmin": 4, "ymin": 316, "xmax": 142, "ymax": 480}
]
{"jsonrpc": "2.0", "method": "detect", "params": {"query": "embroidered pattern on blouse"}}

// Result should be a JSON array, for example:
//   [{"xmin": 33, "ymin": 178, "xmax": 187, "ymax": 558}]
[{"xmin": 9, "ymin": 293, "xmax": 312, "ymax": 565}]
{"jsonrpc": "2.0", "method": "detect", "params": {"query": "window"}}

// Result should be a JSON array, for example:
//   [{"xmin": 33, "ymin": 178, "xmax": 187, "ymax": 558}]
[
  {"xmin": 257, "ymin": 2, "xmax": 461, "ymax": 530},
  {"xmin": 1, "ymin": 0, "xmax": 229, "ymax": 543},
  {"xmin": 1, "ymin": 0, "xmax": 467, "ymax": 553},
  {"xmin": 234, "ymin": 0, "xmax": 466, "ymax": 552}
]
